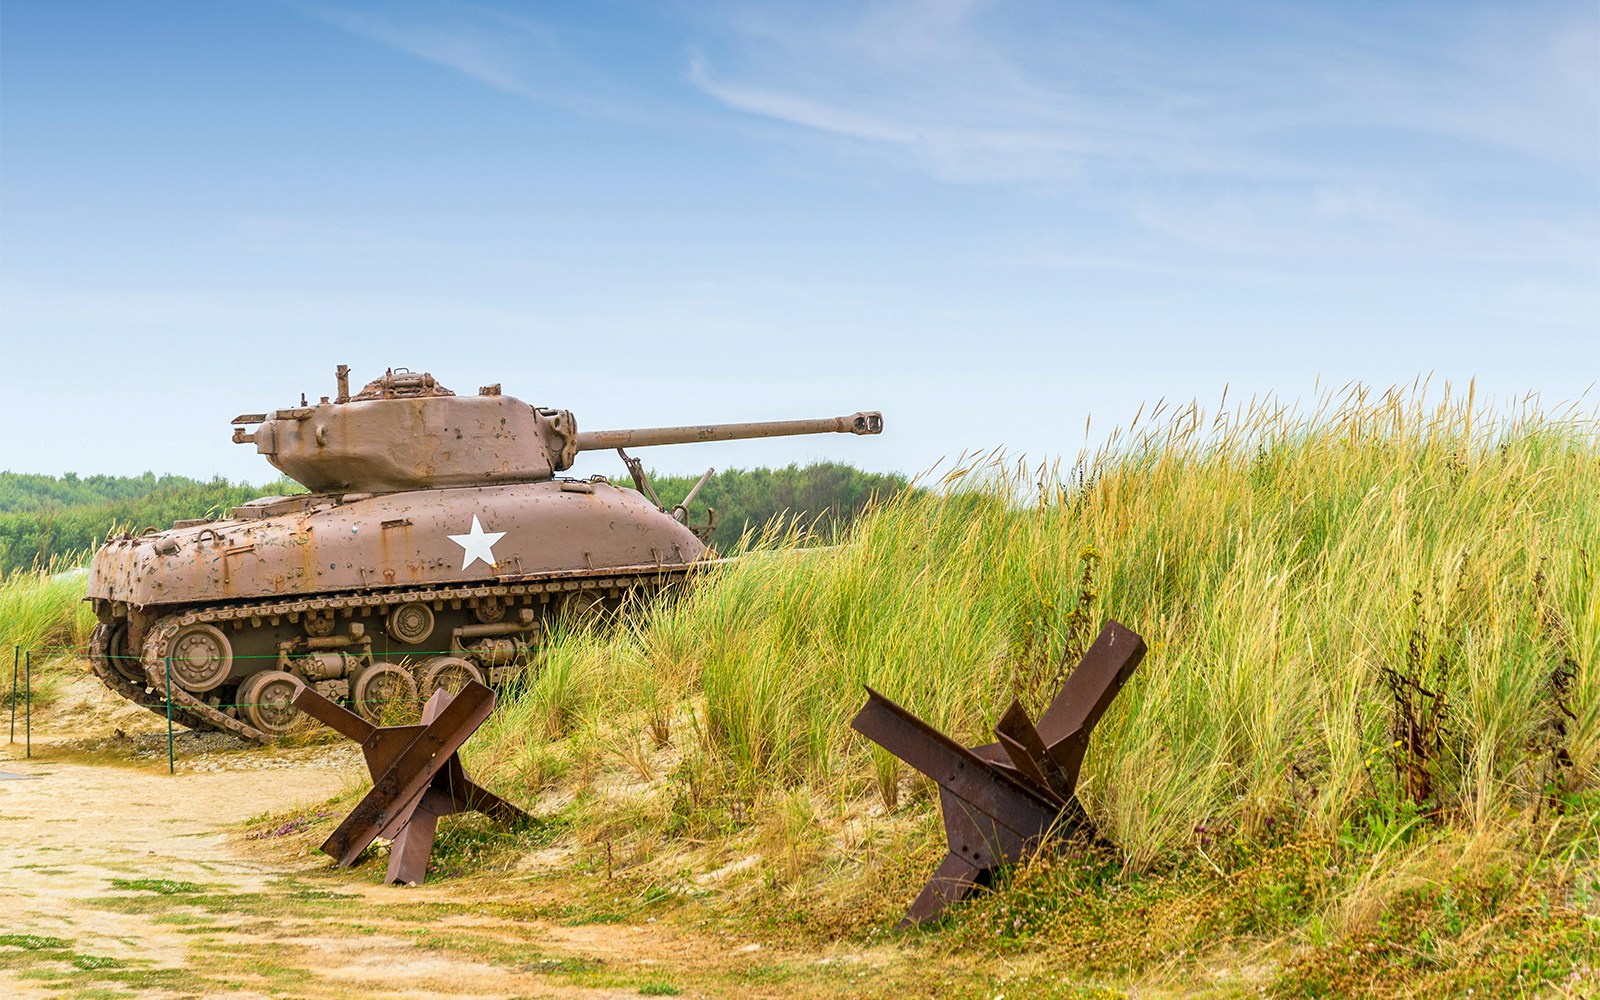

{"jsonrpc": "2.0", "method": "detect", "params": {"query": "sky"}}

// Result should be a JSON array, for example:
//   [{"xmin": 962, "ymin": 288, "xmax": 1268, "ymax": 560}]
[{"xmin": 1, "ymin": 0, "xmax": 1596, "ymax": 484}]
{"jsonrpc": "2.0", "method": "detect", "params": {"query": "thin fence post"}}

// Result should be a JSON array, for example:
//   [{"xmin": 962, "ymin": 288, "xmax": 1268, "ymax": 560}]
[
  {"xmin": 24, "ymin": 650, "xmax": 31, "ymax": 759},
  {"xmin": 8, "ymin": 645, "xmax": 16, "ymax": 743},
  {"xmin": 165, "ymin": 655, "xmax": 175, "ymax": 775}
]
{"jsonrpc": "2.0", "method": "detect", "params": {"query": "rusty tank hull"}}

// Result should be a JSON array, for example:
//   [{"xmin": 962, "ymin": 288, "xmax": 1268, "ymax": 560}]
[{"xmin": 86, "ymin": 366, "xmax": 882, "ymax": 740}]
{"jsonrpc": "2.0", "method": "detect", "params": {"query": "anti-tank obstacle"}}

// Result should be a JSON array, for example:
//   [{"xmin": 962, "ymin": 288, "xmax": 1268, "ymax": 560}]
[
  {"xmin": 850, "ymin": 621, "xmax": 1146, "ymax": 927},
  {"xmin": 292, "ymin": 679, "xmax": 528, "ymax": 885}
]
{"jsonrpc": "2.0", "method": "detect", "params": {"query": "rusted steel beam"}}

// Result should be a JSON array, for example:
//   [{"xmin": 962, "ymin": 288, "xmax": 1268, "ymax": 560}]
[
  {"xmin": 291, "ymin": 680, "xmax": 530, "ymax": 885},
  {"xmin": 853, "ymin": 689, "xmax": 1062, "ymax": 843},
  {"xmin": 994, "ymin": 701, "xmax": 1070, "ymax": 804},
  {"xmin": 1028, "ymin": 621, "xmax": 1146, "ymax": 784},
  {"xmin": 320, "ymin": 682, "xmax": 497, "ymax": 866},
  {"xmin": 291, "ymin": 682, "xmax": 377, "ymax": 744},
  {"xmin": 850, "ymin": 620, "xmax": 1146, "ymax": 927}
]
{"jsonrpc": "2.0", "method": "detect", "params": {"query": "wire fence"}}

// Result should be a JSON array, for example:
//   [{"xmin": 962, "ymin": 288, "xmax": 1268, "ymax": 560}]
[
  {"xmin": 8, "ymin": 646, "xmax": 31, "ymax": 758},
  {"xmin": 7, "ymin": 643, "xmax": 507, "ymax": 774}
]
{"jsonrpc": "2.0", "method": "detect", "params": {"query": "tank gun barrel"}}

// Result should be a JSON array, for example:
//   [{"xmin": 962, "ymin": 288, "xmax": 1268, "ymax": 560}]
[{"xmin": 575, "ymin": 412, "xmax": 882, "ymax": 452}]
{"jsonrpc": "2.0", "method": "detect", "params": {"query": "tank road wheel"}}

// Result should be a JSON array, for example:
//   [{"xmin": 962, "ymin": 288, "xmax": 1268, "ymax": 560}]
[
  {"xmin": 87, "ymin": 624, "xmax": 220, "ymax": 734},
  {"xmin": 237, "ymin": 670, "xmax": 304, "ymax": 737},
  {"xmin": 563, "ymin": 589, "xmax": 608, "ymax": 622},
  {"xmin": 418, "ymin": 656, "xmax": 485, "ymax": 699},
  {"xmin": 167, "ymin": 623, "xmax": 234, "ymax": 692},
  {"xmin": 351, "ymin": 663, "xmax": 419, "ymax": 723},
  {"xmin": 387, "ymin": 602, "xmax": 435, "ymax": 645}
]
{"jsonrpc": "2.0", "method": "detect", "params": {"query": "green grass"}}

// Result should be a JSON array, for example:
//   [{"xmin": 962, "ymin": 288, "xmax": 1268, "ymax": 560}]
[
  {"xmin": 474, "ymin": 385, "xmax": 1598, "ymax": 842},
  {"xmin": 0, "ymin": 553, "xmax": 94, "ymax": 654},
  {"xmin": 3, "ymin": 381, "xmax": 1595, "ymax": 996},
  {"xmin": 0, "ymin": 552, "xmax": 96, "ymax": 708},
  {"xmin": 108, "ymin": 877, "xmax": 205, "ymax": 895},
  {"xmin": 460, "ymin": 383, "xmax": 1599, "ymax": 995},
  {"xmin": 0, "ymin": 934, "xmax": 70, "ymax": 950}
]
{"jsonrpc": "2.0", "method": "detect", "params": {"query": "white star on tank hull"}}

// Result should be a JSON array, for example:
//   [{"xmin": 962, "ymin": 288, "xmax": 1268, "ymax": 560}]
[{"xmin": 448, "ymin": 515, "xmax": 507, "ymax": 571}]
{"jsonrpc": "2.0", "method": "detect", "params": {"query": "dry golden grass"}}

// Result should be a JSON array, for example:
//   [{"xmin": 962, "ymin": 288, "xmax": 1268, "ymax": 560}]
[{"xmin": 460, "ymin": 382, "xmax": 1598, "ymax": 996}]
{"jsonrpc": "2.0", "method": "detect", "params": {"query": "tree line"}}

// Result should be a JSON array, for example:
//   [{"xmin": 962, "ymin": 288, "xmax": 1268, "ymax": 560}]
[
  {"xmin": 0, "ymin": 464, "xmax": 908, "ymax": 573},
  {"xmin": 644, "ymin": 462, "xmax": 909, "ymax": 551},
  {"xmin": 0, "ymin": 472, "xmax": 302, "ymax": 572}
]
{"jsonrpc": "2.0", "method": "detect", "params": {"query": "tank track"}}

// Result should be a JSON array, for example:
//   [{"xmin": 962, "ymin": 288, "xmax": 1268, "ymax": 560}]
[
  {"xmin": 88, "ymin": 624, "xmax": 216, "ymax": 733},
  {"xmin": 109, "ymin": 568, "xmax": 696, "ymax": 744}
]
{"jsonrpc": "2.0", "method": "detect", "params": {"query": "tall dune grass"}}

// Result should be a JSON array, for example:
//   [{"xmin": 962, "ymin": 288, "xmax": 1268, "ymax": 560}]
[
  {"xmin": 0, "ymin": 385, "xmax": 1589, "ymax": 987},
  {"xmin": 0, "ymin": 556, "xmax": 96, "ymax": 660},
  {"xmin": 0, "ymin": 554, "xmax": 97, "ymax": 706},
  {"xmin": 472, "ymin": 384, "xmax": 1598, "ymax": 870}
]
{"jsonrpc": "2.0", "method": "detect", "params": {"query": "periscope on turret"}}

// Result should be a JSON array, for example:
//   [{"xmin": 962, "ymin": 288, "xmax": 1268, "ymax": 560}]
[{"xmin": 84, "ymin": 366, "xmax": 883, "ymax": 741}]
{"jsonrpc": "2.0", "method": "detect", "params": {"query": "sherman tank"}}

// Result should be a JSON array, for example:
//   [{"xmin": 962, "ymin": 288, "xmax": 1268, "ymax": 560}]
[{"xmin": 85, "ymin": 366, "xmax": 883, "ymax": 740}]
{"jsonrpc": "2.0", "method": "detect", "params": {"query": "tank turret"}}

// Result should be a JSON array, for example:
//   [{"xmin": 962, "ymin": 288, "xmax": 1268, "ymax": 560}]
[
  {"xmin": 231, "ymin": 366, "xmax": 881, "ymax": 494},
  {"xmin": 86, "ymin": 365, "xmax": 884, "ymax": 742}
]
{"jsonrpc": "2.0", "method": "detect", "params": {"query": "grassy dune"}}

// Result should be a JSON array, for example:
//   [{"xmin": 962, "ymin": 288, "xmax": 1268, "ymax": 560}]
[
  {"xmin": 476, "ymin": 386, "xmax": 1597, "ymax": 840},
  {"xmin": 3, "ymin": 385, "xmax": 1595, "ymax": 994},
  {"xmin": 0, "ymin": 556, "xmax": 96, "ymax": 707},
  {"xmin": 466, "ymin": 384, "xmax": 1598, "ymax": 994}
]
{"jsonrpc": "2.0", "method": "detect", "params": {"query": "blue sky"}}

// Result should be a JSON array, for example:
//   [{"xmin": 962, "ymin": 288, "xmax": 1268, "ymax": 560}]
[{"xmin": 2, "ymin": 0, "xmax": 1596, "ymax": 483}]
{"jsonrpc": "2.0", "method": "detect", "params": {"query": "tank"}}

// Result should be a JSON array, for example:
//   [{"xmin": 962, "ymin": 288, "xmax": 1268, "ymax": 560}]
[{"xmin": 85, "ymin": 366, "xmax": 883, "ymax": 740}]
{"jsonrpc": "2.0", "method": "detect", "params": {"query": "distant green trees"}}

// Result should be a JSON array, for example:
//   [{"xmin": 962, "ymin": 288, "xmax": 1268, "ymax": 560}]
[
  {"xmin": 0, "ymin": 472, "xmax": 302, "ymax": 572},
  {"xmin": 0, "ymin": 464, "xmax": 908, "ymax": 572},
  {"xmin": 646, "ymin": 462, "xmax": 909, "ymax": 552}
]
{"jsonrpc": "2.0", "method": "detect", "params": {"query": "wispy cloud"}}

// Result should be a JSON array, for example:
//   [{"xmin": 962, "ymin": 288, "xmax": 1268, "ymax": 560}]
[
  {"xmin": 296, "ymin": 1, "xmax": 1597, "ymax": 273},
  {"xmin": 308, "ymin": 6, "xmax": 545, "ymax": 97},
  {"xmin": 688, "ymin": 1, "xmax": 1598, "ymax": 177},
  {"xmin": 683, "ymin": 0, "xmax": 1599, "ymax": 265},
  {"xmin": 688, "ymin": 59, "xmax": 915, "ymax": 144},
  {"xmin": 302, "ymin": 4, "xmax": 679, "ymax": 123}
]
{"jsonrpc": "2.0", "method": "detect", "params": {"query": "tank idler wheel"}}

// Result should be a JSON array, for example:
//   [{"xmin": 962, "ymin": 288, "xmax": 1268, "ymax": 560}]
[
  {"xmin": 237, "ymin": 670, "xmax": 305, "ymax": 737},
  {"xmin": 104, "ymin": 623, "xmax": 145, "ymax": 684},
  {"xmin": 418, "ymin": 656, "xmax": 485, "ymax": 698},
  {"xmin": 167, "ymin": 623, "xmax": 235, "ymax": 692},
  {"xmin": 351, "ymin": 663, "xmax": 420, "ymax": 723},
  {"xmin": 387, "ymin": 602, "xmax": 435, "ymax": 645}
]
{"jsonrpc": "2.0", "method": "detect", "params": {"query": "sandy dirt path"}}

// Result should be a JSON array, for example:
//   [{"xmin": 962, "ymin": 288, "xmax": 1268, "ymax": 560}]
[
  {"xmin": 0, "ymin": 737, "xmax": 353, "ymax": 996},
  {"xmin": 0, "ymin": 692, "xmax": 910, "ymax": 1000},
  {"xmin": 0, "ymin": 744, "xmax": 737, "ymax": 999}
]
